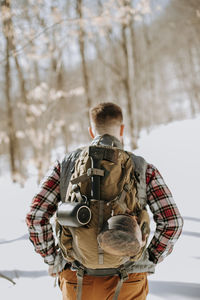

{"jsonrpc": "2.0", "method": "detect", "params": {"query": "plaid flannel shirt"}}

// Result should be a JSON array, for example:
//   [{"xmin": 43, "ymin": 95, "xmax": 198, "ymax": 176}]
[{"xmin": 26, "ymin": 159, "xmax": 183, "ymax": 266}]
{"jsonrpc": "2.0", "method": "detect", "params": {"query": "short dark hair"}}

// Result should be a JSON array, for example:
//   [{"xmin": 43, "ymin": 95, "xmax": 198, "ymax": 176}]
[{"xmin": 90, "ymin": 102, "xmax": 123, "ymax": 130}]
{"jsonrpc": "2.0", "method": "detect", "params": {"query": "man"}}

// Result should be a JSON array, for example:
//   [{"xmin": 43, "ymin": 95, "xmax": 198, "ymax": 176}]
[{"xmin": 26, "ymin": 102, "xmax": 183, "ymax": 300}]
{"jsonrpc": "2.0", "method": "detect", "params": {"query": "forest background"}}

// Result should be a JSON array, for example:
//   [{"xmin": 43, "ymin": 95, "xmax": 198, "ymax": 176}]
[{"xmin": 0, "ymin": 0, "xmax": 200, "ymax": 184}]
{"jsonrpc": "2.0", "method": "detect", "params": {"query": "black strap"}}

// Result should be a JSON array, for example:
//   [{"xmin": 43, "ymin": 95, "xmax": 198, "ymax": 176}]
[
  {"xmin": 89, "ymin": 146, "xmax": 105, "ymax": 264},
  {"xmin": 71, "ymin": 260, "xmax": 134, "ymax": 276}
]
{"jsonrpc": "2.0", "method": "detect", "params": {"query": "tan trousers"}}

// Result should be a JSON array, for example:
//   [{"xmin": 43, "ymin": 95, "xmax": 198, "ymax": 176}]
[{"xmin": 59, "ymin": 268, "xmax": 148, "ymax": 300}]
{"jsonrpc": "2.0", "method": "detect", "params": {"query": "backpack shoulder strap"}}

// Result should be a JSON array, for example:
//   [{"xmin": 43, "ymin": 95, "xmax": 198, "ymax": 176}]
[
  {"xmin": 129, "ymin": 153, "xmax": 148, "ymax": 208},
  {"xmin": 60, "ymin": 148, "xmax": 83, "ymax": 202}
]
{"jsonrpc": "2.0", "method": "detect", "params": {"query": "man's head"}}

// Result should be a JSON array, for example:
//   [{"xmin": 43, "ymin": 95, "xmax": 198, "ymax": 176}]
[
  {"xmin": 97, "ymin": 215, "xmax": 146, "ymax": 257},
  {"xmin": 89, "ymin": 102, "xmax": 124, "ymax": 142}
]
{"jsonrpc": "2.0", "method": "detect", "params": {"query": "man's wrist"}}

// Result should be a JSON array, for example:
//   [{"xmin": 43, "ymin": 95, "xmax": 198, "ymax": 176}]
[
  {"xmin": 147, "ymin": 249, "xmax": 158, "ymax": 264},
  {"xmin": 44, "ymin": 253, "xmax": 57, "ymax": 265}
]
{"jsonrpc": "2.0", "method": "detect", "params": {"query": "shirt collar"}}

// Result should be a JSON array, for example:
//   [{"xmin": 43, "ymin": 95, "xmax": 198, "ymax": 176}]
[{"xmin": 91, "ymin": 134, "xmax": 123, "ymax": 149}]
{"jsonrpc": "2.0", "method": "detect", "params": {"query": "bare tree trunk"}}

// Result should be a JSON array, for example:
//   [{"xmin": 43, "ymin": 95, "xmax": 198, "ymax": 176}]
[
  {"xmin": 50, "ymin": 50, "xmax": 63, "ymax": 90},
  {"xmin": 187, "ymin": 35, "xmax": 199, "ymax": 115},
  {"xmin": 14, "ymin": 57, "xmax": 28, "ymax": 104},
  {"xmin": 121, "ymin": 23, "xmax": 137, "ymax": 149},
  {"xmin": 56, "ymin": 53, "xmax": 64, "ymax": 90},
  {"xmin": 176, "ymin": 53, "xmax": 196, "ymax": 117},
  {"xmin": 33, "ymin": 60, "xmax": 40, "ymax": 86},
  {"xmin": 76, "ymin": 0, "xmax": 91, "ymax": 123},
  {"xmin": 129, "ymin": 18, "xmax": 141, "ymax": 138},
  {"xmin": 10, "ymin": 15, "xmax": 30, "ymax": 183},
  {"xmin": 5, "ymin": 41, "xmax": 17, "ymax": 180},
  {"xmin": 1, "ymin": 0, "xmax": 17, "ymax": 181},
  {"xmin": 24, "ymin": 8, "xmax": 40, "ymax": 87},
  {"xmin": 49, "ymin": 26, "xmax": 63, "ymax": 90},
  {"xmin": 2, "ymin": 0, "xmax": 29, "ymax": 109},
  {"xmin": 142, "ymin": 19, "xmax": 156, "ymax": 129}
]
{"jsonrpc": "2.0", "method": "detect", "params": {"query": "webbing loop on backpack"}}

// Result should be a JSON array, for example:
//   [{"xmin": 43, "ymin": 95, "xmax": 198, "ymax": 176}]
[{"xmin": 71, "ymin": 168, "xmax": 104, "ymax": 185}]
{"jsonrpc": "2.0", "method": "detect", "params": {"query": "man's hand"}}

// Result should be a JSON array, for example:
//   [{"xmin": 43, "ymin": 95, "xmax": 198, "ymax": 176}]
[{"xmin": 48, "ymin": 265, "xmax": 60, "ymax": 277}]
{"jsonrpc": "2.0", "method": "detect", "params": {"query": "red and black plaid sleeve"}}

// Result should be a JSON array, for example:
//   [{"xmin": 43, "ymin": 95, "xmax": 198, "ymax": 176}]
[
  {"xmin": 26, "ymin": 161, "xmax": 61, "ymax": 265},
  {"xmin": 146, "ymin": 164, "xmax": 184, "ymax": 264}
]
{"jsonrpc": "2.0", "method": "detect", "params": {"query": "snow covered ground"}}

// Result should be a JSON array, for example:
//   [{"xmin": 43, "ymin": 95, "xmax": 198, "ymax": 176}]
[{"xmin": 1, "ymin": 116, "xmax": 200, "ymax": 300}]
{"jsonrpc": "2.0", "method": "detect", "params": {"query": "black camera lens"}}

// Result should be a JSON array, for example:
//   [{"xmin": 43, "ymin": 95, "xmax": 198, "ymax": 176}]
[{"xmin": 77, "ymin": 206, "xmax": 92, "ymax": 225}]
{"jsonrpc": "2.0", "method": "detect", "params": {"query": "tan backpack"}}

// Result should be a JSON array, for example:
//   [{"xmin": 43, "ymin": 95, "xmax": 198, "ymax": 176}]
[{"xmin": 57, "ymin": 145, "xmax": 150, "ymax": 269}]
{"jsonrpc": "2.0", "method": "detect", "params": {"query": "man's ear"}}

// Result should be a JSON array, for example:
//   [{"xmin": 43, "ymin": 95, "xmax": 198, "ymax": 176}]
[
  {"xmin": 88, "ymin": 126, "xmax": 95, "ymax": 139},
  {"xmin": 120, "ymin": 124, "xmax": 125, "ymax": 137}
]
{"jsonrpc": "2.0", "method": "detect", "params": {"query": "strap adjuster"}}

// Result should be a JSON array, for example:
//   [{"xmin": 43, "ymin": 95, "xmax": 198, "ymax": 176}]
[
  {"xmin": 87, "ymin": 168, "xmax": 104, "ymax": 177},
  {"xmin": 119, "ymin": 267, "xmax": 128, "ymax": 282},
  {"xmin": 77, "ymin": 266, "xmax": 85, "ymax": 278}
]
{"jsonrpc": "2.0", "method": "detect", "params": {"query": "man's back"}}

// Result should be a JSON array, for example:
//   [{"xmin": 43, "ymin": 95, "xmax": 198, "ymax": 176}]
[{"xmin": 57, "ymin": 135, "xmax": 151, "ymax": 270}]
